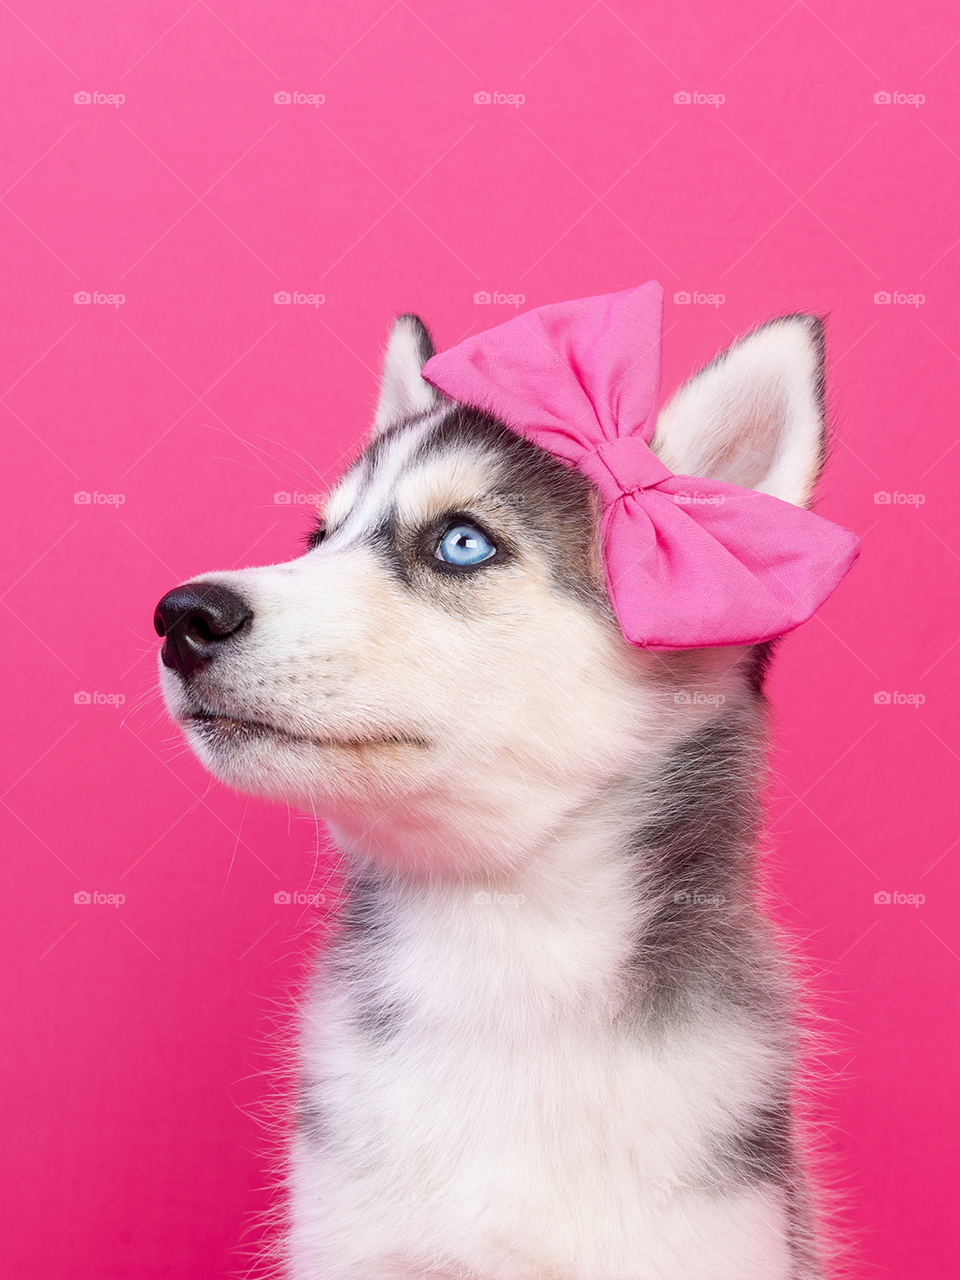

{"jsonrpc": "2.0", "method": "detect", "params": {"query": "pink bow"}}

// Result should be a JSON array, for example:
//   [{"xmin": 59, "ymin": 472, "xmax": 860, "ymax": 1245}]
[{"xmin": 421, "ymin": 282, "xmax": 860, "ymax": 650}]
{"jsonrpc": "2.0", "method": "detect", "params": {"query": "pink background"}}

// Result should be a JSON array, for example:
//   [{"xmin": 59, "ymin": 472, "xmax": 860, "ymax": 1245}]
[{"xmin": 1, "ymin": 3, "xmax": 957, "ymax": 1277}]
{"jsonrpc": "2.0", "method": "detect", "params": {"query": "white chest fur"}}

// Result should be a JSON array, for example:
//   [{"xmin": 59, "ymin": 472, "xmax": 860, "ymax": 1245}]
[{"xmin": 288, "ymin": 860, "xmax": 797, "ymax": 1280}]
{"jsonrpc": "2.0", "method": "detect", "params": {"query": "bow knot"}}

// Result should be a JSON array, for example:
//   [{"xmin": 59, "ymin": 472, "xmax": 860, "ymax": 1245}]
[{"xmin": 578, "ymin": 435, "xmax": 673, "ymax": 502}]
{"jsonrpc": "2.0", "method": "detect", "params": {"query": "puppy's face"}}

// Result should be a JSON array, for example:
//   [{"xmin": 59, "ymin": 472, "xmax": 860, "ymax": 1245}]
[
  {"xmin": 157, "ymin": 303, "xmax": 830, "ymax": 876},
  {"xmin": 159, "ymin": 409, "xmax": 658, "ymax": 875}
]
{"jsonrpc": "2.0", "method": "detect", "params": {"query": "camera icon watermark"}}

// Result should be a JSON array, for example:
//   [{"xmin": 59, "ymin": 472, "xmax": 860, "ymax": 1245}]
[
  {"xmin": 74, "ymin": 691, "xmax": 125, "ymax": 706},
  {"xmin": 673, "ymin": 491, "xmax": 725, "ymax": 506},
  {"xmin": 274, "ymin": 290, "xmax": 324, "ymax": 306},
  {"xmin": 673, "ymin": 890, "xmax": 726, "ymax": 906},
  {"xmin": 74, "ymin": 889, "xmax": 125, "ymax": 906},
  {"xmin": 474, "ymin": 889, "xmax": 526, "ymax": 906},
  {"xmin": 873, "ymin": 491, "xmax": 925, "ymax": 505},
  {"xmin": 674, "ymin": 90, "xmax": 724, "ymax": 107},
  {"xmin": 874, "ymin": 890, "xmax": 925, "ymax": 906},
  {"xmin": 874, "ymin": 91, "xmax": 924, "ymax": 106},
  {"xmin": 873, "ymin": 690, "xmax": 925, "ymax": 706},
  {"xmin": 274, "ymin": 889, "xmax": 325, "ymax": 905},
  {"xmin": 874, "ymin": 290, "xmax": 924, "ymax": 306},
  {"xmin": 273, "ymin": 491, "xmax": 322, "ymax": 505},
  {"xmin": 74, "ymin": 491, "xmax": 125, "ymax": 505},
  {"xmin": 474, "ymin": 290, "xmax": 525, "ymax": 307},
  {"xmin": 74, "ymin": 90, "xmax": 125, "ymax": 107},
  {"xmin": 673, "ymin": 690, "xmax": 726, "ymax": 706},
  {"xmin": 474, "ymin": 90, "xmax": 525, "ymax": 107},
  {"xmin": 74, "ymin": 290, "xmax": 125, "ymax": 307},
  {"xmin": 472, "ymin": 691, "xmax": 527, "ymax": 707},
  {"xmin": 673, "ymin": 290, "xmax": 725, "ymax": 307},
  {"xmin": 274, "ymin": 90, "xmax": 324, "ymax": 106}
]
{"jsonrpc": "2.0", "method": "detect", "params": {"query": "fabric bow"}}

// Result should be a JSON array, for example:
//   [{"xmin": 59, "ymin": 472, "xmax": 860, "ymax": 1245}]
[{"xmin": 421, "ymin": 282, "xmax": 860, "ymax": 650}]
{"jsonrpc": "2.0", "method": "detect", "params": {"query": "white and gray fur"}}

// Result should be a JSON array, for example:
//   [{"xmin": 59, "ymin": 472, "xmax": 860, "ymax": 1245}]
[{"xmin": 159, "ymin": 307, "xmax": 834, "ymax": 1279}]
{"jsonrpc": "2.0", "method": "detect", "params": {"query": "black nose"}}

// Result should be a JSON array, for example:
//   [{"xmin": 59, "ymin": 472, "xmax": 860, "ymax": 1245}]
[{"xmin": 154, "ymin": 583, "xmax": 253, "ymax": 679}]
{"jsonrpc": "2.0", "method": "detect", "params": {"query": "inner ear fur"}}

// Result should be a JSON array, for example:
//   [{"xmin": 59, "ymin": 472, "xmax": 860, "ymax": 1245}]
[
  {"xmin": 651, "ymin": 315, "xmax": 826, "ymax": 508},
  {"xmin": 372, "ymin": 314, "xmax": 440, "ymax": 437}
]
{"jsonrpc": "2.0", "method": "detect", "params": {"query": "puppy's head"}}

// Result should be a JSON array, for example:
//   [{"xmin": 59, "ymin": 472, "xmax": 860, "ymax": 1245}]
[{"xmin": 156, "ymin": 310, "xmax": 828, "ymax": 875}]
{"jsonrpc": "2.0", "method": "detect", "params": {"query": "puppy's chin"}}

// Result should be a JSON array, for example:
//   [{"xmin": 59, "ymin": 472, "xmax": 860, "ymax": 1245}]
[{"xmin": 178, "ymin": 712, "xmax": 431, "ymax": 808}]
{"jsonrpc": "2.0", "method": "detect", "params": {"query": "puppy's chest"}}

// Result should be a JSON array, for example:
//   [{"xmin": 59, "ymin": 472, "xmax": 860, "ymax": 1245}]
[{"xmin": 303, "ymin": 972, "xmax": 758, "ymax": 1198}]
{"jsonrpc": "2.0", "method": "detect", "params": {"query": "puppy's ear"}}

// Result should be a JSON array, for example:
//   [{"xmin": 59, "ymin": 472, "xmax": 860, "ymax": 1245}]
[
  {"xmin": 372, "ymin": 314, "xmax": 440, "ymax": 436},
  {"xmin": 651, "ymin": 315, "xmax": 826, "ymax": 508}
]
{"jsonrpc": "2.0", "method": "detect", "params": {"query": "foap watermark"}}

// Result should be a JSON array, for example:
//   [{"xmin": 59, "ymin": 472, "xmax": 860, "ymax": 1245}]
[
  {"xmin": 74, "ymin": 890, "xmax": 125, "ymax": 906},
  {"xmin": 472, "ymin": 692, "xmax": 527, "ymax": 707},
  {"xmin": 74, "ymin": 90, "xmax": 124, "ymax": 107},
  {"xmin": 673, "ymin": 890, "xmax": 726, "ymax": 906},
  {"xmin": 475, "ymin": 290, "xmax": 525, "ymax": 307},
  {"xmin": 274, "ymin": 90, "xmax": 324, "ymax": 106},
  {"xmin": 74, "ymin": 691, "xmax": 125, "ymax": 706},
  {"xmin": 474, "ymin": 90, "xmax": 524, "ymax": 107},
  {"xmin": 874, "ymin": 91, "xmax": 924, "ymax": 107},
  {"xmin": 674, "ymin": 90, "xmax": 724, "ymax": 107},
  {"xmin": 874, "ymin": 691, "xmax": 925, "ymax": 707},
  {"xmin": 474, "ymin": 890, "xmax": 525, "ymax": 906},
  {"xmin": 74, "ymin": 491, "xmax": 125, "ymax": 505},
  {"xmin": 874, "ymin": 291, "xmax": 924, "ymax": 307},
  {"xmin": 674, "ymin": 290, "xmax": 725, "ymax": 307},
  {"xmin": 674, "ymin": 690, "xmax": 726, "ymax": 707},
  {"xmin": 274, "ymin": 890, "xmax": 325, "ymax": 906},
  {"xmin": 74, "ymin": 290, "xmax": 125, "ymax": 307},
  {"xmin": 874, "ymin": 890, "xmax": 925, "ymax": 906},
  {"xmin": 274, "ymin": 290, "xmax": 324, "ymax": 306},
  {"xmin": 274, "ymin": 491, "xmax": 322, "ymax": 506},
  {"xmin": 874, "ymin": 491, "xmax": 925, "ymax": 505},
  {"xmin": 674, "ymin": 491, "xmax": 725, "ymax": 506}
]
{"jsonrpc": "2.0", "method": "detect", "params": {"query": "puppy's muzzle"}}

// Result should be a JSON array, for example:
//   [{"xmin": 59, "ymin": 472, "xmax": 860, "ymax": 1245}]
[{"xmin": 154, "ymin": 583, "xmax": 253, "ymax": 679}]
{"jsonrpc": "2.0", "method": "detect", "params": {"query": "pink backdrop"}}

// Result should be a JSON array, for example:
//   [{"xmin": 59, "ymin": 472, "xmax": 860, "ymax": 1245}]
[{"xmin": 2, "ymin": 3, "xmax": 957, "ymax": 1277}]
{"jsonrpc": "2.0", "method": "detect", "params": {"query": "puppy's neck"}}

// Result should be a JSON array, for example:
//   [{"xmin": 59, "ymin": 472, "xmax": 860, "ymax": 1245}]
[{"xmin": 331, "ymin": 694, "xmax": 767, "ymax": 1035}]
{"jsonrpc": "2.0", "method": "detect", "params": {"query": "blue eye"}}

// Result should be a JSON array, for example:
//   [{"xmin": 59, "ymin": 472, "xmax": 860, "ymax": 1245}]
[{"xmin": 436, "ymin": 524, "xmax": 496, "ymax": 567}]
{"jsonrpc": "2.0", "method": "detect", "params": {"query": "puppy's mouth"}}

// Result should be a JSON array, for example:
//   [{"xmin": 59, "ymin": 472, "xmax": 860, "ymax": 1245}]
[{"xmin": 185, "ymin": 711, "xmax": 428, "ymax": 753}]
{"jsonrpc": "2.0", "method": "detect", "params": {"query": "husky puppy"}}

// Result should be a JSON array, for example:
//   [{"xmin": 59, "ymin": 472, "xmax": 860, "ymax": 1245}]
[{"xmin": 156, "ymin": 306, "xmax": 839, "ymax": 1279}]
